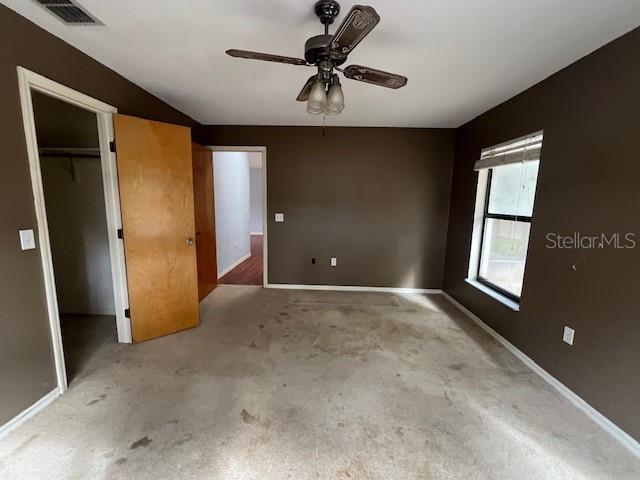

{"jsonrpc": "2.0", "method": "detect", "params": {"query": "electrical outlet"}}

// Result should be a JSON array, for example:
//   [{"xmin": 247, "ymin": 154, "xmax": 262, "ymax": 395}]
[
  {"xmin": 275, "ymin": 213, "xmax": 284, "ymax": 223},
  {"xmin": 563, "ymin": 326, "xmax": 575, "ymax": 346},
  {"xmin": 19, "ymin": 229, "xmax": 36, "ymax": 250},
  {"xmin": 330, "ymin": 257, "xmax": 337, "ymax": 267},
  {"xmin": 311, "ymin": 258, "xmax": 316, "ymax": 264}
]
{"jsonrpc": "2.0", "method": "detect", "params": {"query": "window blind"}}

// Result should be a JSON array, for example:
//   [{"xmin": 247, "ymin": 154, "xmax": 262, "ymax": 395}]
[{"xmin": 474, "ymin": 132, "xmax": 543, "ymax": 171}]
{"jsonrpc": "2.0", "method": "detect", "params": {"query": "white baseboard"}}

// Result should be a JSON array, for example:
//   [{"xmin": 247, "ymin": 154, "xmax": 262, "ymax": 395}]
[
  {"xmin": 0, "ymin": 389, "xmax": 59, "ymax": 439},
  {"xmin": 266, "ymin": 283, "xmax": 442, "ymax": 294},
  {"xmin": 441, "ymin": 291, "xmax": 640, "ymax": 458},
  {"xmin": 250, "ymin": 232, "xmax": 263, "ymax": 236},
  {"xmin": 217, "ymin": 253, "xmax": 251, "ymax": 279}
]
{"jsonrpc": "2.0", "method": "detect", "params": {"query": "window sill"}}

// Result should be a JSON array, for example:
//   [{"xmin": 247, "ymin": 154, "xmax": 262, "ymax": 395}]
[{"xmin": 465, "ymin": 278, "xmax": 520, "ymax": 312}]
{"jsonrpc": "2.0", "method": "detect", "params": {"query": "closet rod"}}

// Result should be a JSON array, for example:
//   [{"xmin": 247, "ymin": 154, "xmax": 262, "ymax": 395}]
[{"xmin": 38, "ymin": 152, "xmax": 101, "ymax": 159}]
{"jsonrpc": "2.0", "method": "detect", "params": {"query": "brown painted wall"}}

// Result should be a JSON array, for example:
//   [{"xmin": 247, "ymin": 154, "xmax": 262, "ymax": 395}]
[
  {"xmin": 443, "ymin": 27, "xmax": 640, "ymax": 440},
  {"xmin": 197, "ymin": 126, "xmax": 455, "ymax": 288},
  {"xmin": 0, "ymin": 6, "xmax": 199, "ymax": 425}
]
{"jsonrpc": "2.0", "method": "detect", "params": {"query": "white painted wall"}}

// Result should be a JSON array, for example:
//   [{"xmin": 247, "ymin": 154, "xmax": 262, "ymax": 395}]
[
  {"xmin": 213, "ymin": 152, "xmax": 251, "ymax": 276},
  {"xmin": 249, "ymin": 158, "xmax": 263, "ymax": 234},
  {"xmin": 40, "ymin": 156, "xmax": 116, "ymax": 315}
]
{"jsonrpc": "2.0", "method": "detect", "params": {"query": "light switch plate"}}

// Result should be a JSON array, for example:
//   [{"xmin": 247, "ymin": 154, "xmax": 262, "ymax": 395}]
[
  {"xmin": 19, "ymin": 229, "xmax": 36, "ymax": 250},
  {"xmin": 330, "ymin": 257, "xmax": 337, "ymax": 267},
  {"xmin": 563, "ymin": 326, "xmax": 575, "ymax": 345},
  {"xmin": 275, "ymin": 213, "xmax": 284, "ymax": 223}
]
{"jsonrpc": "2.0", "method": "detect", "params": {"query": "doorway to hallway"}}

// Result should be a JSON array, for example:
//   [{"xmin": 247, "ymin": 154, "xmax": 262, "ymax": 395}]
[{"xmin": 212, "ymin": 149, "xmax": 265, "ymax": 286}]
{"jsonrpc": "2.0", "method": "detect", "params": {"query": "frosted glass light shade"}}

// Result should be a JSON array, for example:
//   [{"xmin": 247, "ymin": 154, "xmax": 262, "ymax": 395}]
[
  {"xmin": 307, "ymin": 81, "xmax": 327, "ymax": 114},
  {"xmin": 324, "ymin": 82, "xmax": 344, "ymax": 115}
]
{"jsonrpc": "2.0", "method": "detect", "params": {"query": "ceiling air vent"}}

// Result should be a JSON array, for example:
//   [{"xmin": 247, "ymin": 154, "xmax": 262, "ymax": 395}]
[{"xmin": 33, "ymin": 0, "xmax": 102, "ymax": 25}]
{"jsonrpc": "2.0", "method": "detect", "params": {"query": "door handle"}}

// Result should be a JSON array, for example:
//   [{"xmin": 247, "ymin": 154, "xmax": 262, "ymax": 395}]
[{"xmin": 186, "ymin": 237, "xmax": 195, "ymax": 246}]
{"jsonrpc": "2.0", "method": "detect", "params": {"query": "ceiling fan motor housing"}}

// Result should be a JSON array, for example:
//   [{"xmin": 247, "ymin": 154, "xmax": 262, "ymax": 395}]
[{"xmin": 304, "ymin": 34, "xmax": 347, "ymax": 66}]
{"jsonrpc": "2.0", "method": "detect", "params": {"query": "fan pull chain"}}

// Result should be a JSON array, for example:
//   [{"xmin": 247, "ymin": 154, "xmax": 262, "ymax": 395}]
[{"xmin": 322, "ymin": 114, "xmax": 326, "ymax": 137}]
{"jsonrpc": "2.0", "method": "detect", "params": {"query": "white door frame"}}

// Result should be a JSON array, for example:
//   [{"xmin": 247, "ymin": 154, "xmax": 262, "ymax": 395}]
[
  {"xmin": 17, "ymin": 67, "xmax": 132, "ymax": 394},
  {"xmin": 208, "ymin": 146, "xmax": 268, "ymax": 286}
]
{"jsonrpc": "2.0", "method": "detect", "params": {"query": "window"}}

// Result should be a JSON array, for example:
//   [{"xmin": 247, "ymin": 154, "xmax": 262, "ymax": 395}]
[{"xmin": 468, "ymin": 132, "xmax": 542, "ymax": 305}]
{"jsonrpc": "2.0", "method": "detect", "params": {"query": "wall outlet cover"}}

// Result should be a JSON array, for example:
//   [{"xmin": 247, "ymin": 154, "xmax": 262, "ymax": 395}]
[
  {"xmin": 563, "ymin": 326, "xmax": 575, "ymax": 345},
  {"xmin": 275, "ymin": 213, "xmax": 284, "ymax": 223},
  {"xmin": 19, "ymin": 229, "xmax": 36, "ymax": 250},
  {"xmin": 330, "ymin": 257, "xmax": 337, "ymax": 267}
]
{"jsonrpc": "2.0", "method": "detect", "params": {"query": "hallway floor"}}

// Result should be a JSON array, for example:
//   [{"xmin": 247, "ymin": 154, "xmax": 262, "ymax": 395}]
[
  {"xmin": 219, "ymin": 234, "xmax": 263, "ymax": 285},
  {"xmin": 1, "ymin": 286, "xmax": 637, "ymax": 479}
]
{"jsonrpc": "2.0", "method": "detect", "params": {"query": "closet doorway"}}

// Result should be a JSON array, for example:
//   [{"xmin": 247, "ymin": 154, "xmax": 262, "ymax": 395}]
[
  {"xmin": 32, "ymin": 92, "xmax": 118, "ymax": 383},
  {"xmin": 18, "ymin": 68, "xmax": 130, "ymax": 391}
]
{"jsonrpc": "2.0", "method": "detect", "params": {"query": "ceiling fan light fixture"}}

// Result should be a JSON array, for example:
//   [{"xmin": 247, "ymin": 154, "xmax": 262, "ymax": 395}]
[
  {"xmin": 324, "ymin": 76, "xmax": 344, "ymax": 115},
  {"xmin": 226, "ymin": 2, "xmax": 408, "ymax": 116},
  {"xmin": 307, "ymin": 81, "xmax": 327, "ymax": 114}
]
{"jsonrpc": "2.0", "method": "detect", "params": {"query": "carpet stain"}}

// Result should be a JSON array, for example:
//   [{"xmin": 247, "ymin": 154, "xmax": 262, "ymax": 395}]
[
  {"xmin": 130, "ymin": 436, "xmax": 152, "ymax": 449},
  {"xmin": 173, "ymin": 433, "xmax": 193, "ymax": 446},
  {"xmin": 102, "ymin": 450, "xmax": 115, "ymax": 459},
  {"xmin": 86, "ymin": 394, "xmax": 107, "ymax": 406},
  {"xmin": 241, "ymin": 409, "xmax": 271, "ymax": 429},
  {"xmin": 175, "ymin": 366, "xmax": 195, "ymax": 376}
]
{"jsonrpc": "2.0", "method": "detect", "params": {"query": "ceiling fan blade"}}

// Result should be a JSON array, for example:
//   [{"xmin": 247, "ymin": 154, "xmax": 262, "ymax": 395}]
[
  {"xmin": 329, "ymin": 5, "xmax": 380, "ymax": 58},
  {"xmin": 343, "ymin": 65, "xmax": 408, "ymax": 89},
  {"xmin": 296, "ymin": 75, "xmax": 317, "ymax": 101},
  {"xmin": 226, "ymin": 49, "xmax": 307, "ymax": 66}
]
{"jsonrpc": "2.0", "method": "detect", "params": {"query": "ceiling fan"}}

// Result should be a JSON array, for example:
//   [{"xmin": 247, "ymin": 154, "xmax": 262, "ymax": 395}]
[{"xmin": 226, "ymin": 0, "xmax": 408, "ymax": 116}]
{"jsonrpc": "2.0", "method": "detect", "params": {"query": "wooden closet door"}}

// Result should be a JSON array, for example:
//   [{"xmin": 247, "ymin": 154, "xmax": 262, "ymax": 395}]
[
  {"xmin": 192, "ymin": 142, "xmax": 217, "ymax": 300},
  {"xmin": 113, "ymin": 114, "xmax": 199, "ymax": 342}
]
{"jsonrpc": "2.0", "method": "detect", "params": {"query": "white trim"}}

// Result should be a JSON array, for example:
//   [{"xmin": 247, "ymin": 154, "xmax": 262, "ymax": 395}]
[
  {"xmin": 468, "ymin": 169, "xmax": 488, "ymax": 280},
  {"xmin": 465, "ymin": 278, "xmax": 520, "ymax": 311},
  {"xmin": 96, "ymin": 104, "xmax": 131, "ymax": 344},
  {"xmin": 208, "ymin": 146, "xmax": 268, "ymax": 287},
  {"xmin": 207, "ymin": 146, "xmax": 266, "ymax": 152},
  {"xmin": 250, "ymin": 231, "xmax": 264, "ymax": 236},
  {"xmin": 17, "ymin": 67, "xmax": 132, "ymax": 399},
  {"xmin": 0, "ymin": 389, "xmax": 59, "ymax": 439},
  {"xmin": 266, "ymin": 284, "xmax": 442, "ymax": 294},
  {"xmin": 217, "ymin": 253, "xmax": 251, "ymax": 279},
  {"xmin": 441, "ymin": 291, "xmax": 640, "ymax": 458}
]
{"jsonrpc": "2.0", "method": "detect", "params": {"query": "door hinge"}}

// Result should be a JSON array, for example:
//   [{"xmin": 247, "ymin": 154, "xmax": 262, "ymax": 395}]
[
  {"xmin": 124, "ymin": 308, "xmax": 130, "ymax": 318},
  {"xmin": 117, "ymin": 228, "xmax": 123, "ymax": 239},
  {"xmin": 109, "ymin": 140, "xmax": 116, "ymax": 153}
]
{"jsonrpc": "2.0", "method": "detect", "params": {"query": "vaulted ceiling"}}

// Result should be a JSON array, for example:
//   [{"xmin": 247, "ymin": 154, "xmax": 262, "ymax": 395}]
[{"xmin": 4, "ymin": 0, "xmax": 640, "ymax": 127}]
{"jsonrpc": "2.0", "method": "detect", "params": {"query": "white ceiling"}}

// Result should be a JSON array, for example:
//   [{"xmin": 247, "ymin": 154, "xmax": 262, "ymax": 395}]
[{"xmin": 4, "ymin": 0, "xmax": 640, "ymax": 127}]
